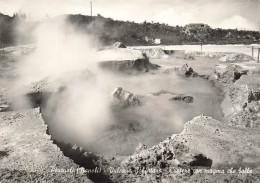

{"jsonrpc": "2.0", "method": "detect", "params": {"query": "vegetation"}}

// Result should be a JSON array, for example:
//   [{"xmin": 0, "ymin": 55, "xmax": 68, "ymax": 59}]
[
  {"xmin": 0, "ymin": 13, "xmax": 16, "ymax": 46},
  {"xmin": 0, "ymin": 12, "xmax": 259, "ymax": 47},
  {"xmin": 67, "ymin": 14, "xmax": 260, "ymax": 46},
  {"xmin": 0, "ymin": 12, "xmax": 37, "ymax": 47}
]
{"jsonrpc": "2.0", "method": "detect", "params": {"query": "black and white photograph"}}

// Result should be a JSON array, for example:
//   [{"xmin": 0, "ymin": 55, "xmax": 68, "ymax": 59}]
[{"xmin": 0, "ymin": 0, "xmax": 260, "ymax": 182}]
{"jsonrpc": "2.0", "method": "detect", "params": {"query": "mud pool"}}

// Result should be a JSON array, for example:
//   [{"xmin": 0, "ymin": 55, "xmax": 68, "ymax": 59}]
[{"xmin": 41, "ymin": 57, "xmax": 223, "ymax": 156}]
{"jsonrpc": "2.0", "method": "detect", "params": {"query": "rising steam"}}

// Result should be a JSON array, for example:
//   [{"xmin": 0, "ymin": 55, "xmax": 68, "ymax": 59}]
[
  {"xmin": 13, "ymin": 16, "xmax": 115, "ymax": 148},
  {"xmin": 11, "ymin": 16, "xmax": 223, "ymax": 155}
]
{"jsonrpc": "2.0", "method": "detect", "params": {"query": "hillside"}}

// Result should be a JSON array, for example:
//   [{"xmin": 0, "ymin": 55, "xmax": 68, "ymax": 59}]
[
  {"xmin": 67, "ymin": 14, "xmax": 260, "ymax": 46},
  {"xmin": 0, "ymin": 13, "xmax": 260, "ymax": 47},
  {"xmin": 0, "ymin": 13, "xmax": 37, "ymax": 47},
  {"xmin": 0, "ymin": 13, "xmax": 16, "ymax": 46}
]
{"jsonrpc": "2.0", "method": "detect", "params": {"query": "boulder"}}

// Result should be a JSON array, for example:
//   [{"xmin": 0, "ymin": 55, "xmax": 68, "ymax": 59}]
[
  {"xmin": 169, "ymin": 95, "xmax": 194, "ymax": 103},
  {"xmin": 209, "ymin": 65, "xmax": 260, "ymax": 128},
  {"xmin": 219, "ymin": 53, "xmax": 254, "ymax": 62},
  {"xmin": 210, "ymin": 64, "xmax": 248, "ymax": 85},
  {"xmin": 135, "ymin": 143, "xmax": 148, "ymax": 153},
  {"xmin": 112, "ymin": 87, "xmax": 140, "ymax": 109},
  {"xmin": 177, "ymin": 64, "xmax": 198, "ymax": 77},
  {"xmin": 122, "ymin": 115, "xmax": 260, "ymax": 181},
  {"xmin": 235, "ymin": 74, "xmax": 260, "ymax": 102},
  {"xmin": 184, "ymin": 55, "xmax": 195, "ymax": 60},
  {"xmin": 184, "ymin": 50, "xmax": 225, "ymax": 58},
  {"xmin": 228, "ymin": 101, "xmax": 260, "ymax": 128},
  {"xmin": 99, "ymin": 58, "xmax": 160, "ymax": 74},
  {"xmin": 151, "ymin": 90, "xmax": 176, "ymax": 96},
  {"xmin": 163, "ymin": 50, "xmax": 175, "ymax": 55},
  {"xmin": 150, "ymin": 90, "xmax": 194, "ymax": 103},
  {"xmin": 185, "ymin": 51, "xmax": 254, "ymax": 62},
  {"xmin": 226, "ymin": 73, "xmax": 260, "ymax": 127},
  {"xmin": 113, "ymin": 42, "xmax": 127, "ymax": 48},
  {"xmin": 136, "ymin": 47, "xmax": 168, "ymax": 59},
  {"xmin": 97, "ymin": 48, "xmax": 145, "ymax": 61}
]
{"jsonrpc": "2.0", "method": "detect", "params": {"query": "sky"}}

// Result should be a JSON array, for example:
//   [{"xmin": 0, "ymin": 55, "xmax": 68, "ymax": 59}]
[{"xmin": 0, "ymin": 0, "xmax": 259, "ymax": 30}]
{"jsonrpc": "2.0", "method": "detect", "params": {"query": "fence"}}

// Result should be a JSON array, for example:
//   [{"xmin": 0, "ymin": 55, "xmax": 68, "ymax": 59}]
[{"xmin": 249, "ymin": 46, "xmax": 260, "ymax": 63}]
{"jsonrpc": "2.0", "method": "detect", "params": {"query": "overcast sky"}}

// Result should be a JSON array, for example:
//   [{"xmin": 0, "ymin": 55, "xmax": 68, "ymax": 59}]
[{"xmin": 0, "ymin": 0, "xmax": 259, "ymax": 30}]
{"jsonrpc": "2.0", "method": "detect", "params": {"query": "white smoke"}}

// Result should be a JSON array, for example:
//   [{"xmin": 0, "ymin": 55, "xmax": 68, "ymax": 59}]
[
  {"xmin": 13, "ymin": 16, "xmax": 115, "ymax": 148},
  {"xmin": 17, "ymin": 16, "xmax": 100, "ymax": 83},
  {"xmin": 12, "ymin": 16, "xmax": 222, "ymax": 156}
]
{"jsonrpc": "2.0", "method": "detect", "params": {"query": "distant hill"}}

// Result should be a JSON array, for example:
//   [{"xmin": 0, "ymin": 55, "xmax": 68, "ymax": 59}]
[
  {"xmin": 0, "ymin": 13, "xmax": 37, "ymax": 47},
  {"xmin": 0, "ymin": 13, "xmax": 260, "ymax": 47},
  {"xmin": 0, "ymin": 13, "xmax": 16, "ymax": 46},
  {"xmin": 66, "ymin": 14, "xmax": 260, "ymax": 46}
]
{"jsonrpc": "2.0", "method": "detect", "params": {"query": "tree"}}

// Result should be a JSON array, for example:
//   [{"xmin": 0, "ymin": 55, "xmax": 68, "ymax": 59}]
[{"xmin": 13, "ymin": 10, "xmax": 27, "ymax": 21}]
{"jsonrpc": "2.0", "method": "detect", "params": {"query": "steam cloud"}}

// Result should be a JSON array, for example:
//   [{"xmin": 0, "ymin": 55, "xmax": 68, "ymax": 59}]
[
  {"xmin": 11, "ymin": 16, "xmax": 222, "ymax": 155},
  {"xmin": 13, "ymin": 16, "xmax": 116, "ymax": 149},
  {"xmin": 17, "ymin": 16, "xmax": 101, "ymax": 83}
]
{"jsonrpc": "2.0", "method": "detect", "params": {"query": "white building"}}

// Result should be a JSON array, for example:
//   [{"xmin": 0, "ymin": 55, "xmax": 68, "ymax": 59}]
[{"xmin": 154, "ymin": 38, "xmax": 161, "ymax": 44}]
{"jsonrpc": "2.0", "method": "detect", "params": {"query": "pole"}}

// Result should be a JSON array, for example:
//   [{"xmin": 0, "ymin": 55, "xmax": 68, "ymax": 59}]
[
  {"xmin": 257, "ymin": 48, "xmax": 260, "ymax": 63},
  {"xmin": 0, "ymin": 34, "xmax": 1, "ymax": 57},
  {"xmin": 252, "ymin": 46, "xmax": 254, "ymax": 58},
  {"xmin": 0, "ymin": 35, "xmax": 2, "ymax": 57},
  {"xmin": 90, "ymin": 1, "xmax": 92, "ymax": 16}
]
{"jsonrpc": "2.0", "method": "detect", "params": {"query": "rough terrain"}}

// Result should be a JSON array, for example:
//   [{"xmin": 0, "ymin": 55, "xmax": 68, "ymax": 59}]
[
  {"xmin": 0, "ymin": 45, "xmax": 260, "ymax": 182},
  {"xmin": 0, "ymin": 108, "xmax": 92, "ymax": 182},
  {"xmin": 185, "ymin": 50, "xmax": 254, "ymax": 62}
]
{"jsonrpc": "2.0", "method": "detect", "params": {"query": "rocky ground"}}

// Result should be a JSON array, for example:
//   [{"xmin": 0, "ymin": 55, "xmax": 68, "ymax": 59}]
[
  {"xmin": 0, "ymin": 45, "xmax": 260, "ymax": 182},
  {"xmin": 0, "ymin": 108, "xmax": 92, "ymax": 182}
]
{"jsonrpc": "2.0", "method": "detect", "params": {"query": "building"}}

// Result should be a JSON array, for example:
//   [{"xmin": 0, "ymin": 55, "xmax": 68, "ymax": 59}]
[
  {"xmin": 185, "ymin": 23, "xmax": 210, "ymax": 29},
  {"xmin": 144, "ymin": 36, "xmax": 161, "ymax": 44},
  {"xmin": 154, "ymin": 38, "xmax": 161, "ymax": 44}
]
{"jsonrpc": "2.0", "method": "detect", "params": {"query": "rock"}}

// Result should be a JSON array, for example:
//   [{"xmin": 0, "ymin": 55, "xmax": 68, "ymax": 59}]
[
  {"xmin": 112, "ymin": 87, "xmax": 140, "ymax": 109},
  {"xmin": 162, "ymin": 67, "xmax": 178, "ymax": 74},
  {"xmin": 228, "ymin": 101, "xmax": 260, "ymax": 128},
  {"xmin": 219, "ymin": 53, "xmax": 254, "ymax": 62},
  {"xmin": 54, "ymin": 142, "xmax": 110, "ymax": 182},
  {"xmin": 210, "ymin": 64, "xmax": 260, "ymax": 128},
  {"xmin": 169, "ymin": 95, "xmax": 194, "ymax": 103},
  {"xmin": 228, "ymin": 83, "xmax": 260, "ymax": 112},
  {"xmin": 0, "ymin": 108, "xmax": 92, "ymax": 182},
  {"xmin": 151, "ymin": 90, "xmax": 176, "ymax": 96},
  {"xmin": 28, "ymin": 70, "xmax": 94, "ymax": 93},
  {"xmin": 235, "ymin": 74, "xmax": 260, "ymax": 102},
  {"xmin": 0, "ymin": 104, "xmax": 9, "ymax": 112},
  {"xmin": 99, "ymin": 58, "xmax": 160, "ymax": 74},
  {"xmin": 163, "ymin": 50, "xmax": 175, "ymax": 55},
  {"xmin": 2, "ymin": 44, "xmax": 260, "ymax": 182},
  {"xmin": 122, "ymin": 115, "xmax": 260, "ymax": 181},
  {"xmin": 135, "ymin": 47, "xmax": 168, "ymax": 59},
  {"xmin": 184, "ymin": 55, "xmax": 195, "ymax": 60},
  {"xmin": 177, "ymin": 64, "xmax": 198, "ymax": 77},
  {"xmin": 113, "ymin": 42, "xmax": 127, "ymax": 48},
  {"xmin": 150, "ymin": 90, "xmax": 194, "ymax": 103},
  {"xmin": 135, "ymin": 143, "xmax": 147, "ymax": 153},
  {"xmin": 0, "ymin": 70, "xmax": 94, "ymax": 112},
  {"xmin": 225, "ymin": 73, "xmax": 260, "ymax": 128},
  {"xmin": 185, "ymin": 51, "xmax": 254, "ymax": 62},
  {"xmin": 185, "ymin": 50, "xmax": 226, "ymax": 58},
  {"xmin": 189, "ymin": 154, "xmax": 212, "ymax": 167},
  {"xmin": 210, "ymin": 64, "xmax": 248, "ymax": 85},
  {"xmin": 97, "ymin": 48, "xmax": 145, "ymax": 61}
]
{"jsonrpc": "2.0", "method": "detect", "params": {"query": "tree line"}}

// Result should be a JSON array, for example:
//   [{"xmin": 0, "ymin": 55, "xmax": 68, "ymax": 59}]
[{"xmin": 0, "ymin": 12, "xmax": 259, "ymax": 47}]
